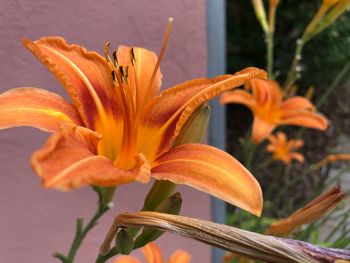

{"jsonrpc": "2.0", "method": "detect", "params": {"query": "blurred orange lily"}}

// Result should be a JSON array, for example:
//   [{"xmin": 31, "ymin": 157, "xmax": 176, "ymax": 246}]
[
  {"xmin": 114, "ymin": 242, "xmax": 191, "ymax": 263},
  {"xmin": 0, "ymin": 30, "xmax": 266, "ymax": 214},
  {"xmin": 265, "ymin": 187, "xmax": 345, "ymax": 236},
  {"xmin": 266, "ymin": 132, "xmax": 304, "ymax": 164},
  {"xmin": 220, "ymin": 78, "xmax": 328, "ymax": 143}
]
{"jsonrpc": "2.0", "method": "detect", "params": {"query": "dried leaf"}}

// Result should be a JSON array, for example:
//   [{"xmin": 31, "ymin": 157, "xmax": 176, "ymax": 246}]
[{"xmin": 99, "ymin": 212, "xmax": 350, "ymax": 262}]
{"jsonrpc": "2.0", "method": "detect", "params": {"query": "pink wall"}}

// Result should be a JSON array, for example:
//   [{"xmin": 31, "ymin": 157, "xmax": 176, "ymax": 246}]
[{"xmin": 0, "ymin": 0, "xmax": 210, "ymax": 262}]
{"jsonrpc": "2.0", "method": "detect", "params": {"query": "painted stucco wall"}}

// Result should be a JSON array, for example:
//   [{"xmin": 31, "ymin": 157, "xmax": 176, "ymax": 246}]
[{"xmin": 0, "ymin": 0, "xmax": 210, "ymax": 262}]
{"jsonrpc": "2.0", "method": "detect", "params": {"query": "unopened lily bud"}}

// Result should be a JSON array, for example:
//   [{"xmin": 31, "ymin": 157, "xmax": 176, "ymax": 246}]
[
  {"xmin": 303, "ymin": 0, "xmax": 349, "ymax": 42},
  {"xmin": 155, "ymin": 192, "xmax": 182, "ymax": 214},
  {"xmin": 323, "ymin": 0, "xmax": 341, "ymax": 7},
  {"xmin": 143, "ymin": 105, "xmax": 210, "ymax": 212},
  {"xmin": 115, "ymin": 229, "xmax": 134, "ymax": 255},
  {"xmin": 174, "ymin": 104, "xmax": 211, "ymax": 146},
  {"xmin": 305, "ymin": 85, "xmax": 315, "ymax": 100},
  {"xmin": 269, "ymin": 0, "xmax": 280, "ymax": 6},
  {"xmin": 317, "ymin": 0, "xmax": 350, "ymax": 31},
  {"xmin": 268, "ymin": 0, "xmax": 280, "ymax": 32},
  {"xmin": 251, "ymin": 0, "xmax": 269, "ymax": 33},
  {"xmin": 135, "ymin": 192, "xmax": 182, "ymax": 248}
]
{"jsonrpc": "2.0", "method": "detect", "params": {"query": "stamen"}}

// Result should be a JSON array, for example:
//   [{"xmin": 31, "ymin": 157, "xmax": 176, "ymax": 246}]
[
  {"xmin": 119, "ymin": 66, "xmax": 124, "ymax": 78},
  {"xmin": 129, "ymin": 48, "xmax": 135, "ymax": 66},
  {"xmin": 105, "ymin": 43, "xmax": 140, "ymax": 167},
  {"xmin": 112, "ymin": 50, "xmax": 118, "ymax": 67},
  {"xmin": 104, "ymin": 42, "xmax": 112, "ymax": 62},
  {"xmin": 124, "ymin": 66, "xmax": 129, "ymax": 85},
  {"xmin": 111, "ymin": 71, "xmax": 116, "ymax": 86},
  {"xmin": 130, "ymin": 47, "xmax": 140, "ymax": 116},
  {"xmin": 147, "ymin": 17, "xmax": 173, "ymax": 92}
]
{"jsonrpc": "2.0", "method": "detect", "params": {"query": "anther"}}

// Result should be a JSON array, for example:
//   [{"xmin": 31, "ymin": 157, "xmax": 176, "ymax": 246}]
[
  {"xmin": 124, "ymin": 66, "xmax": 129, "ymax": 84},
  {"xmin": 111, "ymin": 71, "xmax": 117, "ymax": 86},
  {"xmin": 112, "ymin": 50, "xmax": 118, "ymax": 67},
  {"xmin": 119, "ymin": 66, "xmax": 124, "ymax": 77},
  {"xmin": 104, "ymin": 42, "xmax": 111, "ymax": 62},
  {"xmin": 129, "ymin": 48, "xmax": 135, "ymax": 65}
]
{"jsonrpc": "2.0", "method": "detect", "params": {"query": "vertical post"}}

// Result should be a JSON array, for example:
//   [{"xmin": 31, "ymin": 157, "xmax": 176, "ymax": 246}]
[{"xmin": 206, "ymin": 0, "xmax": 227, "ymax": 262}]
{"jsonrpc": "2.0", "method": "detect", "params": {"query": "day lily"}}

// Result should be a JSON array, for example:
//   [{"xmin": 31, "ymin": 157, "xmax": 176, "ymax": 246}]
[
  {"xmin": 0, "ymin": 26, "xmax": 266, "ymax": 214},
  {"xmin": 114, "ymin": 242, "xmax": 191, "ymax": 263},
  {"xmin": 266, "ymin": 132, "xmax": 304, "ymax": 164},
  {"xmin": 220, "ymin": 78, "xmax": 328, "ymax": 143},
  {"xmin": 265, "ymin": 187, "xmax": 345, "ymax": 236}
]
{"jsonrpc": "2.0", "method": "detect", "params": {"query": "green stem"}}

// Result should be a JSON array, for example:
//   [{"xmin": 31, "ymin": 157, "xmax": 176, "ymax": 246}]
[
  {"xmin": 271, "ymin": 165, "xmax": 312, "ymax": 212},
  {"xmin": 95, "ymin": 247, "xmax": 118, "ymax": 263},
  {"xmin": 245, "ymin": 141, "xmax": 257, "ymax": 171},
  {"xmin": 266, "ymin": 31, "xmax": 274, "ymax": 79},
  {"xmin": 316, "ymin": 61, "xmax": 350, "ymax": 109},
  {"xmin": 54, "ymin": 188, "xmax": 113, "ymax": 263},
  {"xmin": 265, "ymin": 163, "xmax": 284, "ymax": 200},
  {"xmin": 257, "ymin": 157, "xmax": 273, "ymax": 170},
  {"xmin": 283, "ymin": 38, "xmax": 305, "ymax": 89},
  {"xmin": 294, "ymin": 60, "xmax": 350, "ymax": 141}
]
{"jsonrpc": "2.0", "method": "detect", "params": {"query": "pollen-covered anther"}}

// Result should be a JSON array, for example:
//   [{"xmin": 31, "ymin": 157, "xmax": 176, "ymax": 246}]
[
  {"xmin": 129, "ymin": 47, "xmax": 135, "ymax": 65},
  {"xmin": 112, "ymin": 50, "xmax": 119, "ymax": 67},
  {"xmin": 104, "ymin": 42, "xmax": 111, "ymax": 62},
  {"xmin": 118, "ymin": 66, "xmax": 129, "ymax": 84}
]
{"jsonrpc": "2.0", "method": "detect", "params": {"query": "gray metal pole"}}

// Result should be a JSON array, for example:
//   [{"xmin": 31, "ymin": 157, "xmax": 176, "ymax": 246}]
[{"xmin": 206, "ymin": 0, "xmax": 227, "ymax": 262}]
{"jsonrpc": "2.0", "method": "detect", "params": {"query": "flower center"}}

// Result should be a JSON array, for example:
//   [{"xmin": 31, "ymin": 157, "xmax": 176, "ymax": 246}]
[{"xmin": 101, "ymin": 18, "xmax": 173, "ymax": 169}]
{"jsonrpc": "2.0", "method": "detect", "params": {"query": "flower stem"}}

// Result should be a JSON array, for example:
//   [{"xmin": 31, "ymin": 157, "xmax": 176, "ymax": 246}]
[
  {"xmin": 283, "ymin": 38, "xmax": 304, "ymax": 89},
  {"xmin": 316, "ymin": 60, "xmax": 350, "ymax": 109},
  {"xmin": 95, "ymin": 247, "xmax": 118, "ymax": 263},
  {"xmin": 245, "ymin": 140, "xmax": 258, "ymax": 171},
  {"xmin": 266, "ymin": 31, "xmax": 274, "ymax": 79},
  {"xmin": 53, "ymin": 187, "xmax": 114, "ymax": 263},
  {"xmin": 294, "ymin": 60, "xmax": 350, "ymax": 140}
]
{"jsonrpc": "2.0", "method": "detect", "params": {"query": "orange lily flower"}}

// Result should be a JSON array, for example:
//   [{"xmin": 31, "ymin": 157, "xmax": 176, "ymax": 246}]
[
  {"xmin": 265, "ymin": 187, "xmax": 345, "ymax": 236},
  {"xmin": 114, "ymin": 242, "xmax": 191, "ymax": 263},
  {"xmin": 266, "ymin": 132, "xmax": 304, "ymax": 164},
  {"xmin": 0, "ymin": 32, "xmax": 266, "ymax": 214},
  {"xmin": 220, "ymin": 78, "xmax": 328, "ymax": 143}
]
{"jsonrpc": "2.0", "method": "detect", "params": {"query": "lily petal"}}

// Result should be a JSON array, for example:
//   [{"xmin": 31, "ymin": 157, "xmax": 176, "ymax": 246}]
[
  {"xmin": 220, "ymin": 89, "xmax": 256, "ymax": 109},
  {"xmin": 289, "ymin": 153, "xmax": 305, "ymax": 163},
  {"xmin": 168, "ymin": 250, "xmax": 191, "ymax": 263},
  {"xmin": 142, "ymin": 242, "xmax": 164, "ymax": 263},
  {"xmin": 117, "ymin": 46, "xmax": 162, "ymax": 110},
  {"xmin": 114, "ymin": 256, "xmax": 141, "ymax": 263},
  {"xmin": 140, "ymin": 67, "xmax": 267, "ymax": 162},
  {"xmin": 0, "ymin": 87, "xmax": 82, "ymax": 132},
  {"xmin": 23, "ymin": 37, "xmax": 120, "ymax": 129},
  {"xmin": 280, "ymin": 97, "xmax": 315, "ymax": 112},
  {"xmin": 265, "ymin": 187, "xmax": 345, "ymax": 235},
  {"xmin": 251, "ymin": 78, "xmax": 282, "ymax": 107},
  {"xmin": 151, "ymin": 143, "xmax": 263, "ymax": 216},
  {"xmin": 280, "ymin": 111, "xmax": 328, "ymax": 130},
  {"xmin": 252, "ymin": 117, "xmax": 275, "ymax": 143},
  {"xmin": 31, "ymin": 124, "xmax": 150, "ymax": 191}
]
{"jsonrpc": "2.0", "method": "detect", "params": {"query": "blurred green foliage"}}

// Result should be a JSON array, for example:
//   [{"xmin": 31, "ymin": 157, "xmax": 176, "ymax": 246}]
[
  {"xmin": 226, "ymin": 0, "xmax": 350, "ymax": 88},
  {"xmin": 225, "ymin": 4, "xmax": 350, "ymax": 262}
]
